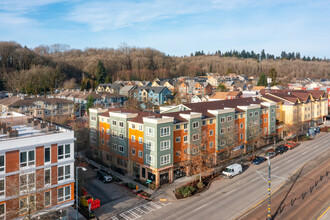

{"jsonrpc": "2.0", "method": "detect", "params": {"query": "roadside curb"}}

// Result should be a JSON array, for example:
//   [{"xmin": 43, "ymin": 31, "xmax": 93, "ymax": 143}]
[{"xmin": 114, "ymin": 182, "xmax": 152, "ymax": 201}]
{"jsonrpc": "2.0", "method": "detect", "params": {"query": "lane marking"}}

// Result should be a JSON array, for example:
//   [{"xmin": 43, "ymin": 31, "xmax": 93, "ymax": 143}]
[
  {"xmin": 302, "ymin": 151, "xmax": 308, "ymax": 155},
  {"xmin": 149, "ymin": 202, "xmax": 162, "ymax": 209},
  {"xmin": 119, "ymin": 213, "xmax": 132, "ymax": 220},
  {"xmin": 227, "ymin": 189, "xmax": 237, "ymax": 195},
  {"xmin": 193, "ymin": 204, "xmax": 208, "ymax": 212},
  {"xmin": 317, "ymin": 205, "xmax": 330, "ymax": 220},
  {"xmin": 273, "ymin": 166, "xmax": 279, "ymax": 171},
  {"xmin": 128, "ymin": 210, "xmax": 140, "ymax": 218}
]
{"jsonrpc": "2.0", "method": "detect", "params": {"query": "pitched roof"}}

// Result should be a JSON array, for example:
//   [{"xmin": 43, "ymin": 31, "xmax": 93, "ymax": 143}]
[
  {"xmin": 209, "ymin": 92, "xmax": 229, "ymax": 100},
  {"xmin": 0, "ymin": 96, "xmax": 74, "ymax": 107},
  {"xmin": 252, "ymin": 86, "xmax": 266, "ymax": 91},
  {"xmin": 227, "ymin": 91, "xmax": 242, "ymax": 97}
]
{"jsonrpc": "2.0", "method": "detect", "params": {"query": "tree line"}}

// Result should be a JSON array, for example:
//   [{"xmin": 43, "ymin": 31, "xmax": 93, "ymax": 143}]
[{"xmin": 0, "ymin": 41, "xmax": 329, "ymax": 94}]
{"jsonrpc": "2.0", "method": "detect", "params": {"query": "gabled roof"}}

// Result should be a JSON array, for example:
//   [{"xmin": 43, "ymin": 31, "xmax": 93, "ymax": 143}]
[
  {"xmin": 209, "ymin": 92, "xmax": 229, "ymax": 100},
  {"xmin": 252, "ymin": 86, "xmax": 266, "ymax": 91},
  {"xmin": 227, "ymin": 91, "xmax": 242, "ymax": 97},
  {"xmin": 0, "ymin": 96, "xmax": 74, "ymax": 107}
]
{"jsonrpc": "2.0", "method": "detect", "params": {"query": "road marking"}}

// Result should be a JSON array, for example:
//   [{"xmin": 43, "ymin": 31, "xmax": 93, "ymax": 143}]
[
  {"xmin": 248, "ymin": 177, "xmax": 259, "ymax": 183},
  {"xmin": 110, "ymin": 217, "xmax": 119, "ymax": 220},
  {"xmin": 287, "ymin": 158, "xmax": 294, "ymax": 163},
  {"xmin": 119, "ymin": 213, "xmax": 132, "ymax": 220},
  {"xmin": 317, "ymin": 205, "xmax": 330, "ymax": 220},
  {"xmin": 149, "ymin": 201, "xmax": 162, "ymax": 209},
  {"xmin": 128, "ymin": 210, "xmax": 140, "ymax": 218},
  {"xmin": 227, "ymin": 189, "xmax": 237, "ymax": 194},
  {"xmin": 302, "ymin": 151, "xmax": 308, "ymax": 155},
  {"xmin": 193, "ymin": 204, "xmax": 207, "ymax": 212},
  {"xmin": 134, "ymin": 207, "xmax": 146, "ymax": 214},
  {"xmin": 273, "ymin": 166, "xmax": 279, "ymax": 171},
  {"xmin": 142, "ymin": 204, "xmax": 153, "ymax": 211}
]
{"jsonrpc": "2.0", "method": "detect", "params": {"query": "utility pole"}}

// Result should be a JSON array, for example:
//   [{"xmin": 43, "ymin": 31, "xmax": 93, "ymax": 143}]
[{"xmin": 267, "ymin": 157, "xmax": 271, "ymax": 220}]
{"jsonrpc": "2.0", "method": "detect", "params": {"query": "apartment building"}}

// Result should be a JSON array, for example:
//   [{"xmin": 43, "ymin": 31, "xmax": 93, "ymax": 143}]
[
  {"xmin": 0, "ymin": 96, "xmax": 75, "ymax": 118},
  {"xmin": 0, "ymin": 112, "xmax": 75, "ymax": 219},
  {"xmin": 261, "ymin": 90, "xmax": 328, "ymax": 129},
  {"xmin": 89, "ymin": 97, "xmax": 276, "ymax": 188}
]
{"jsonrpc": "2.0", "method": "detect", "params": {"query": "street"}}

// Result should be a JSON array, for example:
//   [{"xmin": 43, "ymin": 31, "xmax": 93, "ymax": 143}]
[{"xmin": 118, "ymin": 132, "xmax": 330, "ymax": 220}]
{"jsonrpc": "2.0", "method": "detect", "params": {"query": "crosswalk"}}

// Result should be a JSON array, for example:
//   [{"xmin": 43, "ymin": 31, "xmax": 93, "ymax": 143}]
[{"xmin": 109, "ymin": 201, "xmax": 171, "ymax": 220}]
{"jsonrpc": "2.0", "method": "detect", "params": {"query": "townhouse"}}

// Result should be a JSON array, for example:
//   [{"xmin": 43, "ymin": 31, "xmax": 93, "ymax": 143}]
[
  {"xmin": 0, "ymin": 112, "xmax": 75, "ymax": 219},
  {"xmin": 151, "ymin": 78, "xmax": 176, "ymax": 93},
  {"xmin": 133, "ymin": 86, "xmax": 172, "ymax": 106},
  {"xmin": 0, "ymin": 96, "xmax": 75, "ymax": 119},
  {"xmin": 89, "ymin": 97, "xmax": 276, "ymax": 188},
  {"xmin": 178, "ymin": 82, "xmax": 213, "ymax": 98}
]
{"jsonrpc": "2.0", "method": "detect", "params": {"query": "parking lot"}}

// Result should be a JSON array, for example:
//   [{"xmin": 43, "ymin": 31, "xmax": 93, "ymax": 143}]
[{"xmin": 81, "ymin": 166, "xmax": 144, "ymax": 219}]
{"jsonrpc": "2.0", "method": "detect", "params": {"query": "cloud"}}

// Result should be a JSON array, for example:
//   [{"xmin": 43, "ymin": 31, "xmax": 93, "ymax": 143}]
[{"xmin": 0, "ymin": 0, "xmax": 69, "ymax": 12}]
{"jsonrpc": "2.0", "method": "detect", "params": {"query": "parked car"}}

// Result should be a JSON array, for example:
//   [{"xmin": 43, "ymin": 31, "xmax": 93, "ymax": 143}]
[
  {"xmin": 97, "ymin": 170, "xmax": 113, "ymax": 183},
  {"xmin": 222, "ymin": 163, "xmax": 243, "ymax": 178},
  {"xmin": 275, "ymin": 145, "xmax": 288, "ymax": 155},
  {"xmin": 264, "ymin": 151, "xmax": 275, "ymax": 158},
  {"xmin": 251, "ymin": 156, "xmax": 266, "ymax": 165},
  {"xmin": 285, "ymin": 141, "xmax": 300, "ymax": 150}
]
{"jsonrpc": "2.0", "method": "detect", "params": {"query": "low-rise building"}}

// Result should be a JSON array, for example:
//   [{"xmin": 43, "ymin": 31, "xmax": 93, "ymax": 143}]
[
  {"xmin": 0, "ymin": 112, "xmax": 75, "ymax": 219},
  {"xmin": 89, "ymin": 97, "xmax": 276, "ymax": 188}
]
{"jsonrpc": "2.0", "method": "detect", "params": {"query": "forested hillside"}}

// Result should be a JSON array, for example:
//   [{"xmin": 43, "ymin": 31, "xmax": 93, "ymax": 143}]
[{"xmin": 0, "ymin": 41, "xmax": 329, "ymax": 94}]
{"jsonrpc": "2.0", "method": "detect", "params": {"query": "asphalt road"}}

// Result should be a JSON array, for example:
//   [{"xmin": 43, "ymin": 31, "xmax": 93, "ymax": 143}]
[{"xmin": 137, "ymin": 132, "xmax": 330, "ymax": 220}]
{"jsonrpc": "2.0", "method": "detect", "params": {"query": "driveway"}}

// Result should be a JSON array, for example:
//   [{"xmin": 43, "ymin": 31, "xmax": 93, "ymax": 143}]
[{"xmin": 81, "ymin": 166, "xmax": 144, "ymax": 219}]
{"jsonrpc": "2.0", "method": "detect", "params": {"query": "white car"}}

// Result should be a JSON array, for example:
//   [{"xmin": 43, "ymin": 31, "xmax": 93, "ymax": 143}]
[{"xmin": 222, "ymin": 163, "xmax": 243, "ymax": 179}]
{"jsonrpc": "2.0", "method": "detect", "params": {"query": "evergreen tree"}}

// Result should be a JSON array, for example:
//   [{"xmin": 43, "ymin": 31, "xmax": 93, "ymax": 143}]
[
  {"xmin": 260, "ymin": 49, "xmax": 266, "ymax": 60},
  {"xmin": 96, "ymin": 60, "xmax": 106, "ymax": 84},
  {"xmin": 105, "ymin": 75, "xmax": 112, "ymax": 83},
  {"xmin": 269, "ymin": 68, "xmax": 277, "ymax": 86},
  {"xmin": 86, "ymin": 95, "xmax": 95, "ymax": 114},
  {"xmin": 257, "ymin": 73, "xmax": 268, "ymax": 86},
  {"xmin": 216, "ymin": 83, "xmax": 228, "ymax": 92}
]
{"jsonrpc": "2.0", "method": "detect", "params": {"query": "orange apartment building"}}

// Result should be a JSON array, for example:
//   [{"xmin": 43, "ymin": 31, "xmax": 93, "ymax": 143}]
[{"xmin": 0, "ymin": 112, "xmax": 75, "ymax": 219}]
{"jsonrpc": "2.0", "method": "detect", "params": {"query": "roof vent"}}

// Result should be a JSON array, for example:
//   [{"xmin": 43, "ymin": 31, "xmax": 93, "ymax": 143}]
[{"xmin": 288, "ymin": 92, "xmax": 291, "ymax": 95}]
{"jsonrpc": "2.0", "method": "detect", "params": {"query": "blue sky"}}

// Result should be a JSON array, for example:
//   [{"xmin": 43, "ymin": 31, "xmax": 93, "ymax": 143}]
[{"xmin": 0, "ymin": 0, "xmax": 329, "ymax": 57}]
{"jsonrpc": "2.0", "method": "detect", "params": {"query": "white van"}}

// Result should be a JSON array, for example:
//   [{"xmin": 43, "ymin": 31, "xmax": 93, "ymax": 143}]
[{"xmin": 222, "ymin": 163, "xmax": 243, "ymax": 178}]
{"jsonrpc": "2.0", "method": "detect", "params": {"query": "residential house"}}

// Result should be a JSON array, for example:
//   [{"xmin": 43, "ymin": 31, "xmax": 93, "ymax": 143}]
[
  {"xmin": 152, "ymin": 78, "xmax": 176, "ymax": 93},
  {"xmin": 119, "ymin": 85, "xmax": 137, "ymax": 98},
  {"xmin": 209, "ymin": 91, "xmax": 242, "ymax": 101},
  {"xmin": 134, "ymin": 86, "xmax": 172, "ymax": 106},
  {"xmin": 96, "ymin": 83, "xmax": 124, "ymax": 94},
  {"xmin": 89, "ymin": 97, "xmax": 276, "ymax": 188},
  {"xmin": 0, "ymin": 112, "xmax": 75, "ymax": 219},
  {"xmin": 178, "ymin": 82, "xmax": 212, "ymax": 98}
]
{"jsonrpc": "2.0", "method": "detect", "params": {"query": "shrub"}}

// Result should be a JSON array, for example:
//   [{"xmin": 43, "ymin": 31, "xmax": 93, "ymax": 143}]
[
  {"xmin": 197, "ymin": 182, "xmax": 205, "ymax": 189},
  {"xmin": 189, "ymin": 186, "xmax": 196, "ymax": 193},
  {"xmin": 182, "ymin": 187, "xmax": 192, "ymax": 198}
]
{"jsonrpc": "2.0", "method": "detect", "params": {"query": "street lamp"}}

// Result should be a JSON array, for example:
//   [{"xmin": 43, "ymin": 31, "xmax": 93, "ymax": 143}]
[
  {"xmin": 267, "ymin": 78, "xmax": 272, "ymax": 92},
  {"xmin": 266, "ymin": 156, "xmax": 271, "ymax": 220},
  {"xmin": 76, "ymin": 166, "xmax": 87, "ymax": 220}
]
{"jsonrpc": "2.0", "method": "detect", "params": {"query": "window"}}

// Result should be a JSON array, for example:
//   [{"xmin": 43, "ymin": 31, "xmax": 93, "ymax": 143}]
[
  {"xmin": 249, "ymin": 121, "xmax": 252, "ymax": 127},
  {"xmin": 139, "ymin": 125, "xmax": 143, "ymax": 131},
  {"xmin": 112, "ymin": 143, "xmax": 117, "ymax": 150},
  {"xmin": 44, "ymin": 147, "xmax": 50, "ymax": 163},
  {"xmin": 271, "ymin": 117, "xmax": 275, "ymax": 122},
  {"xmin": 209, "ymin": 142, "xmax": 214, "ymax": 148},
  {"xmin": 58, "ymin": 185, "xmax": 71, "ymax": 203},
  {"xmin": 91, "ymin": 116, "xmax": 96, "ymax": 121},
  {"xmin": 131, "ymin": 123, "xmax": 136, "ymax": 129},
  {"xmin": 45, "ymin": 191, "xmax": 51, "ymax": 207},
  {"xmin": 20, "ymin": 150, "xmax": 35, "ymax": 167},
  {"xmin": 271, "ymin": 108, "xmax": 275, "ymax": 113},
  {"xmin": 184, "ymin": 124, "xmax": 188, "ymax": 129},
  {"xmin": 20, "ymin": 173, "xmax": 35, "ymax": 191},
  {"xmin": 131, "ymin": 148, "xmax": 136, "ymax": 155},
  {"xmin": 260, "ymin": 119, "xmax": 262, "ymax": 124},
  {"xmin": 264, "ymin": 127, "xmax": 267, "ymax": 133},
  {"xmin": 0, "ymin": 178, "xmax": 4, "ymax": 197},
  {"xmin": 101, "ymin": 139, "xmax": 104, "ymax": 145},
  {"xmin": 184, "ymin": 135, "xmax": 188, "ymax": 142},
  {"xmin": 202, "ymin": 120, "xmax": 206, "ymax": 126},
  {"xmin": 138, "ymin": 137, "xmax": 143, "ymax": 144},
  {"xmin": 227, "ymin": 127, "xmax": 231, "ymax": 132},
  {"xmin": 249, "ymin": 112, "xmax": 253, "ymax": 117},
  {"xmin": 240, "ymin": 123, "xmax": 243, "ymax": 129},
  {"xmin": 254, "ymin": 111, "xmax": 259, "ymax": 116},
  {"xmin": 176, "ymin": 125, "xmax": 181, "ymax": 129},
  {"xmin": 160, "ymin": 154, "xmax": 170, "ymax": 165},
  {"xmin": 210, "ymin": 119, "xmax": 214, "ymax": 124},
  {"xmin": 209, "ymin": 130, "xmax": 214, "ymax": 136},
  {"xmin": 107, "ymin": 140, "xmax": 110, "ymax": 146},
  {"xmin": 146, "ymin": 140, "xmax": 154, "ymax": 150},
  {"xmin": 0, "ymin": 155, "xmax": 4, "ymax": 172},
  {"xmin": 58, "ymin": 165, "xmax": 71, "ymax": 181},
  {"xmin": 107, "ymin": 129, "xmax": 110, "ymax": 135},
  {"xmin": 44, "ymin": 168, "xmax": 51, "ymax": 186},
  {"xmin": 176, "ymin": 137, "xmax": 181, "ymax": 143},
  {"xmin": 220, "ymin": 117, "xmax": 225, "ymax": 123},
  {"xmin": 220, "ymin": 128, "xmax": 225, "ymax": 134},
  {"xmin": 101, "ymin": 127, "xmax": 104, "ymax": 133},
  {"xmin": 254, "ymin": 120, "xmax": 258, "ymax": 125},
  {"xmin": 138, "ymin": 151, "xmax": 143, "ymax": 158},
  {"xmin": 112, "ymin": 131, "xmax": 118, "ymax": 138},
  {"xmin": 227, "ymin": 116, "xmax": 232, "ymax": 121},
  {"xmin": 119, "ymin": 122, "xmax": 124, "ymax": 128},
  {"xmin": 192, "ymin": 122, "xmax": 199, "ymax": 129},
  {"xmin": 160, "ymin": 140, "xmax": 171, "ymax": 151},
  {"xmin": 220, "ymin": 140, "xmax": 226, "ymax": 146},
  {"xmin": 0, "ymin": 203, "xmax": 4, "ymax": 219},
  {"xmin": 117, "ymin": 133, "xmax": 123, "ymax": 140},
  {"xmin": 264, "ymin": 118, "xmax": 267, "ymax": 123},
  {"xmin": 146, "ymin": 154, "xmax": 154, "ymax": 165},
  {"xmin": 118, "ymin": 145, "xmax": 124, "ymax": 153},
  {"xmin": 112, "ymin": 120, "xmax": 117, "ymax": 126},
  {"xmin": 146, "ymin": 127, "xmax": 154, "ymax": 137},
  {"xmin": 20, "ymin": 195, "xmax": 36, "ymax": 214},
  {"xmin": 176, "ymin": 151, "xmax": 181, "ymax": 156},
  {"xmin": 240, "ymin": 133, "xmax": 243, "ymax": 140},
  {"xmin": 160, "ymin": 127, "xmax": 170, "ymax": 137},
  {"xmin": 192, "ymin": 134, "xmax": 199, "ymax": 141},
  {"xmin": 58, "ymin": 144, "xmax": 70, "ymax": 160}
]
